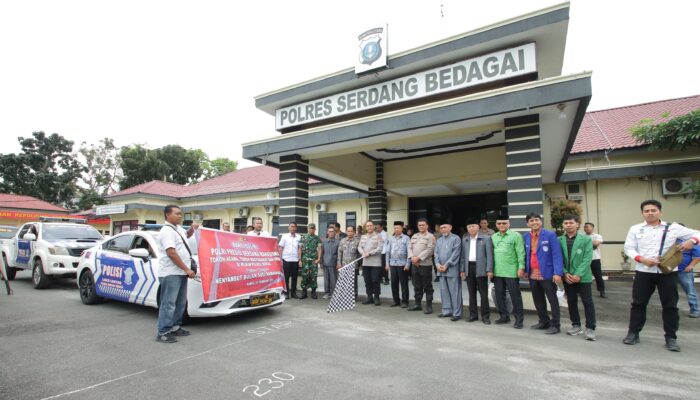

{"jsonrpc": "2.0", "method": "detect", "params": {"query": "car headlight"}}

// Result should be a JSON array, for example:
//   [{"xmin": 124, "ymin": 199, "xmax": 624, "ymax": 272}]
[{"xmin": 48, "ymin": 246, "xmax": 70, "ymax": 255}]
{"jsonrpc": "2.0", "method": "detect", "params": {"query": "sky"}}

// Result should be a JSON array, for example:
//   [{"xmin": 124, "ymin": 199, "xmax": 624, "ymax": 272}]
[{"xmin": 1, "ymin": 0, "xmax": 698, "ymax": 168}]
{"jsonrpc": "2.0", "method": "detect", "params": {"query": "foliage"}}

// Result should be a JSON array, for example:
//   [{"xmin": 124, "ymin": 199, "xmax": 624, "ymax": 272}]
[
  {"xmin": 119, "ymin": 144, "xmax": 206, "ymax": 189},
  {"xmin": 631, "ymin": 108, "xmax": 700, "ymax": 151},
  {"xmin": 0, "ymin": 131, "xmax": 84, "ymax": 208},
  {"xmin": 631, "ymin": 108, "xmax": 700, "ymax": 203},
  {"xmin": 203, "ymin": 157, "xmax": 237, "ymax": 179},
  {"xmin": 77, "ymin": 138, "xmax": 121, "ymax": 209},
  {"xmin": 549, "ymin": 200, "xmax": 583, "ymax": 235}
]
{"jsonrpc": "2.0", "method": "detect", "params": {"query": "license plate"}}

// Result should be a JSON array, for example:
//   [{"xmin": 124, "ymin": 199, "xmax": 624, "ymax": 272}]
[{"xmin": 250, "ymin": 293, "xmax": 274, "ymax": 306}]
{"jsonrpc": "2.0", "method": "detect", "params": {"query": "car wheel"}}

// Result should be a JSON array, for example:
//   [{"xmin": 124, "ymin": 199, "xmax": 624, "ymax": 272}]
[
  {"xmin": 79, "ymin": 270, "xmax": 102, "ymax": 305},
  {"xmin": 32, "ymin": 258, "xmax": 50, "ymax": 289},
  {"xmin": 2, "ymin": 254, "xmax": 16, "ymax": 280}
]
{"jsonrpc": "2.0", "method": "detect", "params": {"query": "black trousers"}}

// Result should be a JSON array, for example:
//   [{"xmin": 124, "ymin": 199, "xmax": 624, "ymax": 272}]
[
  {"xmin": 629, "ymin": 271, "xmax": 679, "ymax": 339},
  {"xmin": 390, "ymin": 265, "xmax": 410, "ymax": 304},
  {"xmin": 590, "ymin": 259, "xmax": 605, "ymax": 294},
  {"xmin": 363, "ymin": 266, "xmax": 382, "ymax": 297},
  {"xmin": 381, "ymin": 255, "xmax": 389, "ymax": 281},
  {"xmin": 412, "ymin": 265, "xmax": 434, "ymax": 302},
  {"xmin": 354, "ymin": 267, "xmax": 360, "ymax": 298},
  {"xmin": 530, "ymin": 279, "xmax": 560, "ymax": 328},
  {"xmin": 282, "ymin": 260, "xmax": 298, "ymax": 294},
  {"xmin": 564, "ymin": 282, "xmax": 596, "ymax": 329},
  {"xmin": 494, "ymin": 277, "xmax": 523, "ymax": 322},
  {"xmin": 465, "ymin": 262, "xmax": 489, "ymax": 319}
]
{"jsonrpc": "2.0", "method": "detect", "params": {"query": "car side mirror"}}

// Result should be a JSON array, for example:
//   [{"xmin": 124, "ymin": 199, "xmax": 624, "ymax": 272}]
[
  {"xmin": 23, "ymin": 233, "xmax": 37, "ymax": 241},
  {"xmin": 128, "ymin": 248, "xmax": 150, "ymax": 260}
]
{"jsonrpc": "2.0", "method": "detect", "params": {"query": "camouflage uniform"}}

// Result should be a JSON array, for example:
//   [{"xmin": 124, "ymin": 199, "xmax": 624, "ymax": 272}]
[{"xmin": 299, "ymin": 233, "xmax": 322, "ymax": 290}]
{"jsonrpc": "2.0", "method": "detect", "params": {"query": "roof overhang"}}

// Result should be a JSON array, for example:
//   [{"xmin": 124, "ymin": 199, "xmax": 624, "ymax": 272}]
[{"xmin": 255, "ymin": 2, "xmax": 570, "ymax": 118}]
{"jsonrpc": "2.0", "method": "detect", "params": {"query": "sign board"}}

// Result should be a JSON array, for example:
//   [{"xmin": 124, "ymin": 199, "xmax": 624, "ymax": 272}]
[
  {"xmin": 95, "ymin": 204, "xmax": 126, "ymax": 215},
  {"xmin": 355, "ymin": 25, "xmax": 388, "ymax": 75},
  {"xmin": 276, "ymin": 43, "xmax": 537, "ymax": 130}
]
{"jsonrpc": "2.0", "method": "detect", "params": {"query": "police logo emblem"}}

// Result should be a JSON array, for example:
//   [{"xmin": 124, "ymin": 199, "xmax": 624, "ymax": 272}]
[{"xmin": 358, "ymin": 27, "xmax": 384, "ymax": 66}]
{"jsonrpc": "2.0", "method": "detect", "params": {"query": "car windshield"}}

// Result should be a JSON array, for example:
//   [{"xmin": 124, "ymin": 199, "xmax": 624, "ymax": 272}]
[
  {"xmin": 0, "ymin": 227, "xmax": 18, "ymax": 239},
  {"xmin": 42, "ymin": 224, "xmax": 103, "ymax": 241}
]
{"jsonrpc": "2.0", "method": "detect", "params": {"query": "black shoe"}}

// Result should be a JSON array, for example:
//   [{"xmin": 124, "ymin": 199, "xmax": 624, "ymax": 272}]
[
  {"xmin": 530, "ymin": 322, "xmax": 551, "ymax": 330},
  {"xmin": 407, "ymin": 304, "xmax": 422, "ymax": 311},
  {"xmin": 374, "ymin": 297, "xmax": 380, "ymax": 306},
  {"xmin": 623, "ymin": 332, "xmax": 640, "ymax": 345},
  {"xmin": 390, "ymin": 302, "xmax": 400, "ymax": 307},
  {"xmin": 285, "ymin": 293, "xmax": 290, "ymax": 299},
  {"xmin": 156, "ymin": 333, "xmax": 177, "ymax": 343},
  {"xmin": 438, "ymin": 313, "xmax": 453, "ymax": 318},
  {"xmin": 401, "ymin": 302, "xmax": 408, "ymax": 308},
  {"xmin": 424, "ymin": 303, "xmax": 433, "ymax": 314},
  {"xmin": 482, "ymin": 318, "xmax": 491, "ymax": 325},
  {"xmin": 433, "ymin": 276, "xmax": 440, "ymax": 282},
  {"xmin": 450, "ymin": 316, "xmax": 461, "ymax": 322},
  {"xmin": 467, "ymin": 316, "xmax": 479, "ymax": 322},
  {"xmin": 665, "ymin": 338, "xmax": 680, "ymax": 352},
  {"xmin": 513, "ymin": 321, "xmax": 524, "ymax": 329},
  {"xmin": 291, "ymin": 292, "xmax": 299, "ymax": 299},
  {"xmin": 311, "ymin": 290, "xmax": 318, "ymax": 299},
  {"xmin": 362, "ymin": 296, "xmax": 374, "ymax": 305},
  {"xmin": 170, "ymin": 328, "xmax": 190, "ymax": 337},
  {"xmin": 544, "ymin": 326, "xmax": 560, "ymax": 335},
  {"xmin": 600, "ymin": 292, "xmax": 607, "ymax": 298},
  {"xmin": 299, "ymin": 290, "xmax": 308, "ymax": 299},
  {"xmin": 495, "ymin": 317, "xmax": 511, "ymax": 325},
  {"xmin": 382, "ymin": 280, "xmax": 389, "ymax": 285}
]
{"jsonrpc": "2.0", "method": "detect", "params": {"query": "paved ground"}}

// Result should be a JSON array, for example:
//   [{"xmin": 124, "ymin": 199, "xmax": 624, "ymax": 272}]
[{"xmin": 1, "ymin": 270, "xmax": 699, "ymax": 400}]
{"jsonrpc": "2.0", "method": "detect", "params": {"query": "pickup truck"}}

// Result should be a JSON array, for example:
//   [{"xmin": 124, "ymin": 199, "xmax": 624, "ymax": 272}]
[{"xmin": 0, "ymin": 219, "xmax": 103, "ymax": 289}]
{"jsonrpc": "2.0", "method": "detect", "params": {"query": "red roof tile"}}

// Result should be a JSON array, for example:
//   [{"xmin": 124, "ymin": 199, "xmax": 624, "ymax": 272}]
[
  {"xmin": 108, "ymin": 165, "xmax": 320, "ymax": 199},
  {"xmin": 0, "ymin": 193, "xmax": 68, "ymax": 212},
  {"xmin": 572, "ymin": 95, "xmax": 700, "ymax": 154}
]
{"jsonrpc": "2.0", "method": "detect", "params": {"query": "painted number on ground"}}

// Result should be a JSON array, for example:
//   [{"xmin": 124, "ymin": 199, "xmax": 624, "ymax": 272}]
[{"xmin": 242, "ymin": 372, "xmax": 295, "ymax": 397}]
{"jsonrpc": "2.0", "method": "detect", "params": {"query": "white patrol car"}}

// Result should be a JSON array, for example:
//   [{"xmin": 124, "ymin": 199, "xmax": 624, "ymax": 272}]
[
  {"xmin": 76, "ymin": 229, "xmax": 285, "ymax": 318},
  {"xmin": 0, "ymin": 218, "xmax": 103, "ymax": 288}
]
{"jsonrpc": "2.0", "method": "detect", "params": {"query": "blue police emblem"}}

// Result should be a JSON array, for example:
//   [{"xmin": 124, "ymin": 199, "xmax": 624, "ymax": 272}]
[{"xmin": 361, "ymin": 38, "xmax": 382, "ymax": 65}]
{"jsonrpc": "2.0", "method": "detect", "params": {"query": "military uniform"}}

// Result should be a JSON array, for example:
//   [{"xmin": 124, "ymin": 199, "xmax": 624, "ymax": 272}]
[
  {"xmin": 407, "ymin": 232, "xmax": 436, "ymax": 313},
  {"xmin": 299, "ymin": 232, "xmax": 322, "ymax": 297},
  {"xmin": 338, "ymin": 235, "xmax": 361, "ymax": 298}
]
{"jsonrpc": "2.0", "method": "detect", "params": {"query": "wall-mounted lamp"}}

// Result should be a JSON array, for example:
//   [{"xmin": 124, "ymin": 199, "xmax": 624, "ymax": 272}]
[{"xmin": 557, "ymin": 103, "xmax": 567, "ymax": 119}]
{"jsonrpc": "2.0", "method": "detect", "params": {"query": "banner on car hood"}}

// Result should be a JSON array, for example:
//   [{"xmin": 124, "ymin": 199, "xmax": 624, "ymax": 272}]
[{"xmin": 197, "ymin": 228, "xmax": 284, "ymax": 303}]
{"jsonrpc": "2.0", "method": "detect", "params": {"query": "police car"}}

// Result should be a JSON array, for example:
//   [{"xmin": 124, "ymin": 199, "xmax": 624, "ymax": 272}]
[{"xmin": 76, "ymin": 229, "xmax": 284, "ymax": 318}]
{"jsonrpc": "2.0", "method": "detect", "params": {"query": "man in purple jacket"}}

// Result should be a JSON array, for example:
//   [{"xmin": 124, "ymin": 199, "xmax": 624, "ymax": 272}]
[{"xmin": 523, "ymin": 212, "xmax": 564, "ymax": 335}]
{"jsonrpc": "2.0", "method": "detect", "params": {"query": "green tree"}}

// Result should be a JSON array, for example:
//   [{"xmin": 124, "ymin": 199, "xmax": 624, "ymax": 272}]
[
  {"xmin": 77, "ymin": 138, "xmax": 121, "ymax": 209},
  {"xmin": 118, "ymin": 144, "xmax": 207, "ymax": 189},
  {"xmin": 0, "ymin": 131, "xmax": 84, "ymax": 208},
  {"xmin": 203, "ymin": 157, "xmax": 237, "ymax": 179},
  {"xmin": 550, "ymin": 200, "xmax": 583, "ymax": 235},
  {"xmin": 631, "ymin": 108, "xmax": 700, "ymax": 202}
]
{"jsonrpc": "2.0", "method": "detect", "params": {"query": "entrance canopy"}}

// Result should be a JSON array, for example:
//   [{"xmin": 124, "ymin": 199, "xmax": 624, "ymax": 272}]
[{"xmin": 243, "ymin": 3, "xmax": 591, "ymax": 231}]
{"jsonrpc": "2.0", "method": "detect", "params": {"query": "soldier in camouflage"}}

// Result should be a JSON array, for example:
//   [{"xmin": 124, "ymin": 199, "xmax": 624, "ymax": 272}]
[{"xmin": 298, "ymin": 223, "xmax": 322, "ymax": 299}]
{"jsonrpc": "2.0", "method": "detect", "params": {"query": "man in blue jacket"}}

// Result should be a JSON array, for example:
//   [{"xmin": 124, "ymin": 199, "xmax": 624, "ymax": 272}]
[{"xmin": 523, "ymin": 212, "xmax": 564, "ymax": 334}]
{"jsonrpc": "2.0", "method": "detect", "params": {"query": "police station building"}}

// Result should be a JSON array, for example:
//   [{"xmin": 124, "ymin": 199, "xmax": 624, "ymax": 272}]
[{"xmin": 244, "ymin": 4, "xmax": 590, "ymax": 234}]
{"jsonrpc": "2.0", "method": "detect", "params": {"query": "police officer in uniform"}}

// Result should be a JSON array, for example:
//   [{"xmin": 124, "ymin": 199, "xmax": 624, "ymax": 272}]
[{"xmin": 407, "ymin": 218, "xmax": 436, "ymax": 314}]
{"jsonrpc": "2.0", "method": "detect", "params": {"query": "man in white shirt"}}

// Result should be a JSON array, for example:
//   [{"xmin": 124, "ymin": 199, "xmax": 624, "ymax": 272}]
[
  {"xmin": 583, "ymin": 222, "xmax": 606, "ymax": 298},
  {"xmin": 278, "ymin": 222, "xmax": 301, "ymax": 299},
  {"xmin": 376, "ymin": 221, "xmax": 389, "ymax": 285},
  {"xmin": 247, "ymin": 217, "xmax": 271, "ymax": 237},
  {"xmin": 623, "ymin": 199, "xmax": 700, "ymax": 352},
  {"xmin": 156, "ymin": 205, "xmax": 198, "ymax": 344}
]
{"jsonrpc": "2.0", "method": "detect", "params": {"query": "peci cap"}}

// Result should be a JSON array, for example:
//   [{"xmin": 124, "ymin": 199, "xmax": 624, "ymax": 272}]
[{"xmin": 393, "ymin": 221, "xmax": 404, "ymax": 226}]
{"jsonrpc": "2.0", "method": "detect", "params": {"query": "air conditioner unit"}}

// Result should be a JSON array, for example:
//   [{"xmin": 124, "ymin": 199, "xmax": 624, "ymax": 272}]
[
  {"xmin": 238, "ymin": 207, "xmax": 249, "ymax": 217},
  {"xmin": 264, "ymin": 205, "xmax": 276, "ymax": 214},
  {"xmin": 567, "ymin": 194, "xmax": 584, "ymax": 202},
  {"xmin": 662, "ymin": 177, "xmax": 692, "ymax": 195},
  {"xmin": 315, "ymin": 203, "xmax": 327, "ymax": 212}
]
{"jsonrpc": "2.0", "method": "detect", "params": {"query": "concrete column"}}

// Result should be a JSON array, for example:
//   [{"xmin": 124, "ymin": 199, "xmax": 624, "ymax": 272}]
[
  {"xmin": 368, "ymin": 160, "xmax": 387, "ymax": 226},
  {"xmin": 278, "ymin": 154, "xmax": 309, "ymax": 234},
  {"xmin": 504, "ymin": 115, "xmax": 544, "ymax": 231}
]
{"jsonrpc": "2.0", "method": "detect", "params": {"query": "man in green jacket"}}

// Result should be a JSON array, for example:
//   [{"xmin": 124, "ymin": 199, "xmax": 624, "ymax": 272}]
[
  {"xmin": 490, "ymin": 215, "xmax": 526, "ymax": 329},
  {"xmin": 559, "ymin": 214, "xmax": 596, "ymax": 341}
]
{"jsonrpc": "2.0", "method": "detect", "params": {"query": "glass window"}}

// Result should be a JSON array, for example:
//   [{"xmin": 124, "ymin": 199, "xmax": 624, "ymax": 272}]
[
  {"xmin": 131, "ymin": 235, "xmax": 156, "ymax": 258},
  {"xmin": 42, "ymin": 224, "xmax": 103, "ymax": 241},
  {"xmin": 0, "ymin": 226, "xmax": 18, "ymax": 239},
  {"xmin": 102, "ymin": 234, "xmax": 134, "ymax": 254}
]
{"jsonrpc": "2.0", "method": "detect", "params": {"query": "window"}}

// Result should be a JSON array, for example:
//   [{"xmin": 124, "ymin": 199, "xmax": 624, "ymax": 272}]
[
  {"xmin": 131, "ymin": 235, "xmax": 156, "ymax": 258},
  {"xmin": 113, "ymin": 220, "xmax": 138, "ymax": 233},
  {"xmin": 17, "ymin": 224, "xmax": 32, "ymax": 239},
  {"xmin": 202, "ymin": 219, "xmax": 220, "ymax": 229},
  {"xmin": 345, "ymin": 212, "xmax": 356, "ymax": 233},
  {"xmin": 102, "ymin": 235, "xmax": 134, "ymax": 254},
  {"xmin": 233, "ymin": 218, "xmax": 247, "ymax": 234}
]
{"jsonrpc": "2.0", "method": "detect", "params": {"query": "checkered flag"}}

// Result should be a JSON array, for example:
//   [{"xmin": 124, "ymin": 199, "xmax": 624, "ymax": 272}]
[{"xmin": 326, "ymin": 258, "xmax": 361, "ymax": 313}]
